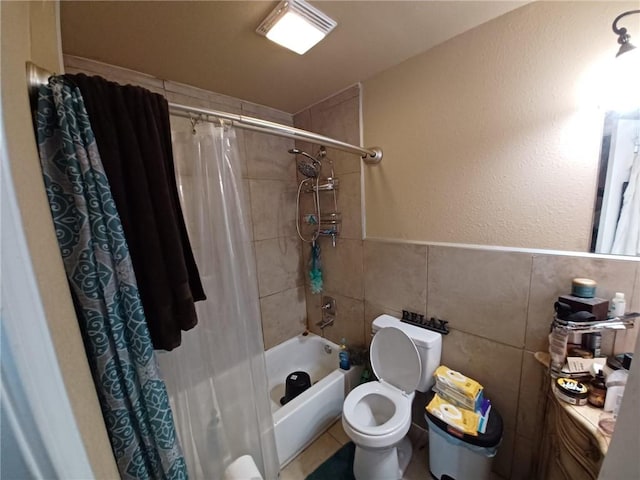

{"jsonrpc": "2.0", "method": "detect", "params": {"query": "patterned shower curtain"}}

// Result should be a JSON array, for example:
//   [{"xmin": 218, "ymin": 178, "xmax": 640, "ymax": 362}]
[{"xmin": 35, "ymin": 76, "xmax": 188, "ymax": 480}]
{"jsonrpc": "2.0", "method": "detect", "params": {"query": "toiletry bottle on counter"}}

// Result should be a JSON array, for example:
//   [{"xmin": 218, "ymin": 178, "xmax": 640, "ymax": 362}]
[
  {"xmin": 609, "ymin": 292, "xmax": 626, "ymax": 318},
  {"xmin": 604, "ymin": 370, "xmax": 628, "ymax": 413},
  {"xmin": 339, "ymin": 338, "xmax": 351, "ymax": 370},
  {"xmin": 588, "ymin": 372, "xmax": 607, "ymax": 408},
  {"xmin": 582, "ymin": 332, "xmax": 602, "ymax": 357}
]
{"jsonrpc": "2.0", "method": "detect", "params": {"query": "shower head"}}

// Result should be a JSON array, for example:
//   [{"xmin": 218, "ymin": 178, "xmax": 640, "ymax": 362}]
[{"xmin": 289, "ymin": 148, "xmax": 322, "ymax": 178}]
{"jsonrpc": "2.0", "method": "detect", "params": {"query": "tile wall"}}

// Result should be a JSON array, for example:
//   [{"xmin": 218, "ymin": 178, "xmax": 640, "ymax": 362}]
[
  {"xmin": 293, "ymin": 86, "xmax": 366, "ymax": 347},
  {"xmin": 63, "ymin": 55, "xmax": 307, "ymax": 351},
  {"xmin": 364, "ymin": 242, "xmax": 639, "ymax": 478}
]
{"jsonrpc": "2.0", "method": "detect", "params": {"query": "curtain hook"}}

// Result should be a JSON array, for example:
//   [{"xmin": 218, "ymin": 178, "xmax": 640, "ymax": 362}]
[{"xmin": 189, "ymin": 113, "xmax": 202, "ymax": 135}]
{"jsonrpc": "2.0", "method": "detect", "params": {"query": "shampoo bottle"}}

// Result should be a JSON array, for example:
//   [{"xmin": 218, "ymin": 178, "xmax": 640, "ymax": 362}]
[{"xmin": 339, "ymin": 338, "xmax": 351, "ymax": 370}]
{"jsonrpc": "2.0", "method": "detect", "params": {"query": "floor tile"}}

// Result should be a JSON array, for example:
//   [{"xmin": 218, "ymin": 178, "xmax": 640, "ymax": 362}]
[
  {"xmin": 279, "ymin": 432, "xmax": 341, "ymax": 479},
  {"xmin": 327, "ymin": 419, "xmax": 350, "ymax": 446},
  {"xmin": 280, "ymin": 425, "xmax": 508, "ymax": 480},
  {"xmin": 403, "ymin": 440, "xmax": 429, "ymax": 480}
]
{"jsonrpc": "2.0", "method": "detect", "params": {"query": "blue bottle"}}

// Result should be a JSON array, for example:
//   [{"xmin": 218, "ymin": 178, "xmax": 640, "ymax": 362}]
[{"xmin": 339, "ymin": 338, "xmax": 351, "ymax": 370}]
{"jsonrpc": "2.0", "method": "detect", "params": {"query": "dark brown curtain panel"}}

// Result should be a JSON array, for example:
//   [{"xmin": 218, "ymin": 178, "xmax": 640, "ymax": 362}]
[{"xmin": 65, "ymin": 73, "xmax": 205, "ymax": 350}]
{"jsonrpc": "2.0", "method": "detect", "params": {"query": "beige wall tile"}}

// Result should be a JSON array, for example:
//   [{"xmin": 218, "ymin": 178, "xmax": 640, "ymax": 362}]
[
  {"xmin": 493, "ymin": 427, "xmax": 515, "ymax": 479},
  {"xmin": 166, "ymin": 90, "xmax": 221, "ymax": 111},
  {"xmin": 428, "ymin": 246, "xmax": 532, "ymax": 348},
  {"xmin": 307, "ymin": 90, "xmax": 362, "ymax": 176},
  {"xmin": 305, "ymin": 284, "xmax": 321, "ymax": 327},
  {"xmin": 64, "ymin": 54, "xmax": 165, "ymax": 93},
  {"xmin": 306, "ymin": 286, "xmax": 365, "ymax": 346},
  {"xmin": 516, "ymin": 385, "xmax": 545, "ymax": 444},
  {"xmin": 164, "ymin": 79, "xmax": 243, "ymax": 113},
  {"xmin": 244, "ymin": 131, "xmax": 296, "ymax": 181},
  {"xmin": 614, "ymin": 326, "xmax": 639, "ymax": 355},
  {"xmin": 254, "ymin": 237, "xmax": 303, "ymax": 297},
  {"xmin": 333, "ymin": 172, "xmax": 361, "ymax": 240},
  {"xmin": 525, "ymin": 254, "xmax": 638, "ymax": 352},
  {"xmin": 601, "ymin": 330, "xmax": 617, "ymax": 357},
  {"xmin": 260, "ymin": 287, "xmax": 307, "ymax": 350},
  {"xmin": 235, "ymin": 129, "xmax": 249, "ymax": 180},
  {"xmin": 364, "ymin": 240, "xmax": 428, "ymax": 314},
  {"xmin": 488, "ymin": 385, "xmax": 520, "ymax": 438},
  {"xmin": 364, "ymin": 301, "xmax": 404, "ymax": 347},
  {"xmin": 412, "ymin": 391, "xmax": 430, "ymax": 429},
  {"xmin": 632, "ymin": 263, "xmax": 640, "ymax": 312},
  {"xmin": 241, "ymin": 102, "xmax": 292, "ymax": 125},
  {"xmin": 511, "ymin": 435, "xmax": 535, "ymax": 480},
  {"xmin": 520, "ymin": 351, "xmax": 546, "ymax": 395},
  {"xmin": 297, "ymin": 190, "xmax": 322, "ymax": 245},
  {"xmin": 322, "ymin": 238, "xmax": 364, "ymax": 300},
  {"xmin": 516, "ymin": 352, "xmax": 547, "ymax": 442},
  {"xmin": 248, "ymin": 179, "xmax": 297, "ymax": 240},
  {"xmin": 441, "ymin": 329, "xmax": 523, "ymax": 431},
  {"xmin": 291, "ymin": 109, "xmax": 316, "ymax": 182},
  {"xmin": 310, "ymin": 94, "xmax": 359, "ymax": 145},
  {"xmin": 316, "ymin": 147, "xmax": 361, "ymax": 178},
  {"xmin": 299, "ymin": 235, "xmax": 362, "ymax": 292},
  {"xmin": 164, "ymin": 88, "xmax": 243, "ymax": 116},
  {"xmin": 293, "ymin": 108, "xmax": 312, "ymax": 131},
  {"xmin": 241, "ymin": 179, "xmax": 253, "ymax": 242}
]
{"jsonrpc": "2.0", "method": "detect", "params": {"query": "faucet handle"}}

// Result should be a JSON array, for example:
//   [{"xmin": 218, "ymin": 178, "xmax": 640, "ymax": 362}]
[{"xmin": 321, "ymin": 296, "xmax": 336, "ymax": 316}]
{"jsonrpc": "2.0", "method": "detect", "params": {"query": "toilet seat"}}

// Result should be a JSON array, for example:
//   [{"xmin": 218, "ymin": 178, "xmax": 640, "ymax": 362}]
[
  {"xmin": 342, "ymin": 327, "xmax": 422, "ymax": 450},
  {"xmin": 369, "ymin": 327, "xmax": 422, "ymax": 394},
  {"xmin": 343, "ymin": 381, "xmax": 411, "ymax": 437}
]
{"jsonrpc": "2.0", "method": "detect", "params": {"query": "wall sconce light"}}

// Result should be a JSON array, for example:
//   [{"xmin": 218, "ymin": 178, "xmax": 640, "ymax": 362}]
[
  {"xmin": 613, "ymin": 9, "xmax": 640, "ymax": 57},
  {"xmin": 609, "ymin": 9, "xmax": 640, "ymax": 111},
  {"xmin": 256, "ymin": 0, "xmax": 337, "ymax": 55}
]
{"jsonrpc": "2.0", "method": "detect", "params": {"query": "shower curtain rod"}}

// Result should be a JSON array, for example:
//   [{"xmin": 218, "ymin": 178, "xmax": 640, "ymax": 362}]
[
  {"xmin": 168, "ymin": 103, "xmax": 383, "ymax": 164},
  {"xmin": 25, "ymin": 62, "xmax": 383, "ymax": 164}
]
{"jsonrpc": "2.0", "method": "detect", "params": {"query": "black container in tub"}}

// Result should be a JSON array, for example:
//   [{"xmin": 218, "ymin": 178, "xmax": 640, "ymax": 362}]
[{"xmin": 280, "ymin": 371, "xmax": 312, "ymax": 405}]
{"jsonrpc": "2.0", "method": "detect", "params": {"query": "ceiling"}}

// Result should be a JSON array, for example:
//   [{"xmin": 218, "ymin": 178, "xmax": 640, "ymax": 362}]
[{"xmin": 60, "ymin": 1, "xmax": 527, "ymax": 113}]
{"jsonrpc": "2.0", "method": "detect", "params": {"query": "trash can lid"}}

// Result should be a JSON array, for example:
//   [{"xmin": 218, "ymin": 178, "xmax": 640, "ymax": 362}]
[{"xmin": 425, "ymin": 393, "xmax": 503, "ymax": 448}]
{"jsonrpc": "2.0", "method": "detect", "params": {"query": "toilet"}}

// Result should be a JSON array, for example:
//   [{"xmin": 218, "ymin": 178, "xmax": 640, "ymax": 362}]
[{"xmin": 342, "ymin": 314, "xmax": 442, "ymax": 480}]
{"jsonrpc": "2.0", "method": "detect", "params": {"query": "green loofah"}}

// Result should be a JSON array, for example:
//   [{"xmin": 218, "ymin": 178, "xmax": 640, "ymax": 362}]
[{"xmin": 310, "ymin": 240, "xmax": 323, "ymax": 294}]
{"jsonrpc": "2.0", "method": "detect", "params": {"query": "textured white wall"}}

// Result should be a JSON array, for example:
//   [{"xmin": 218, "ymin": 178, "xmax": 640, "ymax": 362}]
[
  {"xmin": 363, "ymin": 1, "xmax": 638, "ymax": 251},
  {"xmin": 1, "ymin": 2, "xmax": 118, "ymax": 476}
]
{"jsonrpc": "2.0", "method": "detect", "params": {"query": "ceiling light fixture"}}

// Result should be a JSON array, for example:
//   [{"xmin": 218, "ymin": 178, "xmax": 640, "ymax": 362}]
[{"xmin": 256, "ymin": 0, "xmax": 337, "ymax": 55}]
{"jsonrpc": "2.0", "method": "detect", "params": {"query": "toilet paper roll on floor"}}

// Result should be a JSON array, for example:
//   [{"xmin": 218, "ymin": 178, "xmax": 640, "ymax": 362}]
[{"xmin": 223, "ymin": 455, "xmax": 264, "ymax": 480}]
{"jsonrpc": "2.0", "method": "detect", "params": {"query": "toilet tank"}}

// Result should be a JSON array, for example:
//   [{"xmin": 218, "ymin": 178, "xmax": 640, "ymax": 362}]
[{"xmin": 371, "ymin": 314, "xmax": 442, "ymax": 392}]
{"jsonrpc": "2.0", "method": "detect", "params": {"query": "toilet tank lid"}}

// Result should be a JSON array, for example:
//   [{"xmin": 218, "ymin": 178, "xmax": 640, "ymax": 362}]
[{"xmin": 372, "ymin": 314, "xmax": 441, "ymax": 348}]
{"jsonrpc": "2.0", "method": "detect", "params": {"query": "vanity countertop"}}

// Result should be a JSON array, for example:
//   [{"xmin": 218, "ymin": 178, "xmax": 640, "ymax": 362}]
[{"xmin": 535, "ymin": 351, "xmax": 611, "ymax": 456}]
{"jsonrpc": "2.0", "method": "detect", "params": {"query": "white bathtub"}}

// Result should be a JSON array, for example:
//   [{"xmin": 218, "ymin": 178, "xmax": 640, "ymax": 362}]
[{"xmin": 265, "ymin": 333, "xmax": 361, "ymax": 467}]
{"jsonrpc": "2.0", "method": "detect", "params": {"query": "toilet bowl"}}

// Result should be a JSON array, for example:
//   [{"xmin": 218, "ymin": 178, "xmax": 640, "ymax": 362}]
[
  {"xmin": 342, "ymin": 325, "xmax": 424, "ymax": 480},
  {"xmin": 342, "ymin": 381, "xmax": 412, "ymax": 449}
]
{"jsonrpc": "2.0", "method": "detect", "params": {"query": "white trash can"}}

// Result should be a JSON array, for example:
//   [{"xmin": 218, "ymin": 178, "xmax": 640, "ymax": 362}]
[{"xmin": 425, "ymin": 404, "xmax": 503, "ymax": 480}]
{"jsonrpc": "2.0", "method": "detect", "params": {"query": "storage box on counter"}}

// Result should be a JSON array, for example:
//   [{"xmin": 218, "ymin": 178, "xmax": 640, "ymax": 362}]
[{"xmin": 557, "ymin": 294, "xmax": 609, "ymax": 321}]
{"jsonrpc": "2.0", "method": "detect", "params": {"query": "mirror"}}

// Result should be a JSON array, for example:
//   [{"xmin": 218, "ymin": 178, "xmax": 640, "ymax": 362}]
[{"xmin": 591, "ymin": 110, "xmax": 640, "ymax": 255}]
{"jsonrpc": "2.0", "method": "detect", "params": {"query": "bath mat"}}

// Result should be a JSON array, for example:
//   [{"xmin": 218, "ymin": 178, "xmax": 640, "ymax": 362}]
[{"xmin": 305, "ymin": 442, "xmax": 355, "ymax": 480}]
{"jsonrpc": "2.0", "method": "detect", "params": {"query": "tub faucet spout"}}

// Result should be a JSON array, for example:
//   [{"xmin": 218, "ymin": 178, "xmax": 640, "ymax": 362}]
[{"xmin": 316, "ymin": 317, "xmax": 334, "ymax": 329}]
